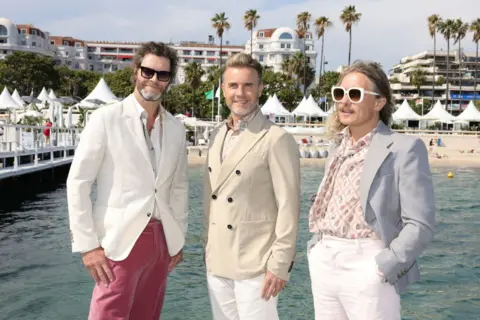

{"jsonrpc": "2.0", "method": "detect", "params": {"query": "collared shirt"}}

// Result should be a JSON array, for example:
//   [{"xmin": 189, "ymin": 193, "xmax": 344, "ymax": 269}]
[
  {"xmin": 309, "ymin": 125, "xmax": 380, "ymax": 239},
  {"xmin": 221, "ymin": 108, "xmax": 259, "ymax": 162},
  {"xmin": 133, "ymin": 96, "xmax": 164, "ymax": 220}
]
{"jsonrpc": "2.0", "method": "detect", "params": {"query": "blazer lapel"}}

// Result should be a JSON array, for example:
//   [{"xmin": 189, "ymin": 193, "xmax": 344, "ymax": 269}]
[
  {"xmin": 212, "ymin": 111, "xmax": 268, "ymax": 193},
  {"xmin": 208, "ymin": 123, "xmax": 228, "ymax": 188},
  {"xmin": 360, "ymin": 122, "xmax": 394, "ymax": 212},
  {"xmin": 122, "ymin": 94, "xmax": 154, "ymax": 173}
]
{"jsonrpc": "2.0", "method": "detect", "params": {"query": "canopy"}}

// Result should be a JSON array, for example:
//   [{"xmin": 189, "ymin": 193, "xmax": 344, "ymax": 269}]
[
  {"xmin": 261, "ymin": 94, "xmax": 291, "ymax": 116},
  {"xmin": 0, "ymin": 87, "xmax": 22, "ymax": 110},
  {"xmin": 12, "ymin": 89, "xmax": 26, "ymax": 106},
  {"xmin": 292, "ymin": 95, "xmax": 328, "ymax": 117},
  {"xmin": 421, "ymin": 100, "xmax": 457, "ymax": 122},
  {"xmin": 455, "ymin": 101, "xmax": 480, "ymax": 122},
  {"xmin": 78, "ymin": 78, "xmax": 117, "ymax": 108},
  {"xmin": 392, "ymin": 99, "xmax": 422, "ymax": 121},
  {"xmin": 48, "ymin": 89, "xmax": 58, "ymax": 100}
]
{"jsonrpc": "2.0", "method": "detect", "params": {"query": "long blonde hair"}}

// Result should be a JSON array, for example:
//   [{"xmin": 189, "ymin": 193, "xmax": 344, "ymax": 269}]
[{"xmin": 325, "ymin": 60, "xmax": 394, "ymax": 139}]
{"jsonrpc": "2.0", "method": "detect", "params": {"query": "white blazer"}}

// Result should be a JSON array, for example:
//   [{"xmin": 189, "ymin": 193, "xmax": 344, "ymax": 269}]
[{"xmin": 66, "ymin": 94, "xmax": 188, "ymax": 260}]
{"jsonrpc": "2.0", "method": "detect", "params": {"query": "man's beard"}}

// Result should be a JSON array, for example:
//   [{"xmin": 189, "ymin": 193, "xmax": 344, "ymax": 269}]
[{"xmin": 137, "ymin": 81, "xmax": 164, "ymax": 102}]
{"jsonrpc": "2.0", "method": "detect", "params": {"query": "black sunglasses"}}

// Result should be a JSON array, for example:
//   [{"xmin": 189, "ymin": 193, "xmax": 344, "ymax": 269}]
[{"xmin": 140, "ymin": 66, "xmax": 171, "ymax": 82}]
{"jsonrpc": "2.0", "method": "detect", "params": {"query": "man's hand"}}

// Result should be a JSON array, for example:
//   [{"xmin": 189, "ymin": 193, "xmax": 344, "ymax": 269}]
[
  {"xmin": 168, "ymin": 249, "xmax": 183, "ymax": 272},
  {"xmin": 261, "ymin": 270, "xmax": 286, "ymax": 301},
  {"xmin": 82, "ymin": 247, "xmax": 114, "ymax": 287}
]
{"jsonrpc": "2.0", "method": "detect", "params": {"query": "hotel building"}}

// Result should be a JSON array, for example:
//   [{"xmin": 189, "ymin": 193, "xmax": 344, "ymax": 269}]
[
  {"xmin": 247, "ymin": 27, "xmax": 317, "ymax": 73},
  {"xmin": 389, "ymin": 50, "xmax": 480, "ymax": 112}
]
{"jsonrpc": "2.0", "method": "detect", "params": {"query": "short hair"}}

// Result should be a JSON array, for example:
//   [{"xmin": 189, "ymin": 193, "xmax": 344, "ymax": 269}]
[
  {"xmin": 132, "ymin": 42, "xmax": 179, "ymax": 81},
  {"xmin": 223, "ymin": 53, "xmax": 263, "ymax": 83}
]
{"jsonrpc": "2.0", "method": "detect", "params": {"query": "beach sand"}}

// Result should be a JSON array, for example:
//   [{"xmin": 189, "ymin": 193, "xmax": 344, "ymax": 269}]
[{"xmin": 188, "ymin": 133, "xmax": 480, "ymax": 168}]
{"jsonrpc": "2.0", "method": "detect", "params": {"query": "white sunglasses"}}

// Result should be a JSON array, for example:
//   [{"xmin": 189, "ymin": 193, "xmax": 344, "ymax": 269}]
[{"xmin": 331, "ymin": 86, "xmax": 380, "ymax": 104}]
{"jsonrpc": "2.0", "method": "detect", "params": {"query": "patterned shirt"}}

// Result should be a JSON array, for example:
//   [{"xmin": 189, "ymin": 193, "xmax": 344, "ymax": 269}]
[
  {"xmin": 221, "ymin": 108, "xmax": 259, "ymax": 161},
  {"xmin": 309, "ymin": 126, "xmax": 380, "ymax": 239}
]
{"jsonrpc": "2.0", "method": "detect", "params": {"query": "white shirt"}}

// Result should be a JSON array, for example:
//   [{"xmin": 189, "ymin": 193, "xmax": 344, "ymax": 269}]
[{"xmin": 133, "ymin": 96, "xmax": 163, "ymax": 220}]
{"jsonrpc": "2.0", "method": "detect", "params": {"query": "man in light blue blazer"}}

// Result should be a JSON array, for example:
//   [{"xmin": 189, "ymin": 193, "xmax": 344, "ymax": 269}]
[{"xmin": 308, "ymin": 60, "xmax": 435, "ymax": 320}]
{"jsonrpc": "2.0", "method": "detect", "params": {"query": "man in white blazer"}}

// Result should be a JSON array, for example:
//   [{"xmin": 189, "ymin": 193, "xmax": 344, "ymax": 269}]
[{"xmin": 67, "ymin": 42, "xmax": 188, "ymax": 319}]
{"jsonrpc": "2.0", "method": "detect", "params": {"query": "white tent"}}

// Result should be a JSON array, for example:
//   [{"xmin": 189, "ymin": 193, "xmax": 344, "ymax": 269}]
[
  {"xmin": 48, "ymin": 89, "xmax": 58, "ymax": 101},
  {"xmin": 455, "ymin": 101, "xmax": 480, "ymax": 122},
  {"xmin": 78, "ymin": 78, "xmax": 118, "ymax": 108},
  {"xmin": 392, "ymin": 99, "xmax": 422, "ymax": 121},
  {"xmin": 12, "ymin": 89, "xmax": 26, "ymax": 107},
  {"xmin": 261, "ymin": 94, "xmax": 291, "ymax": 117},
  {"xmin": 37, "ymin": 87, "xmax": 54, "ymax": 104},
  {"xmin": 0, "ymin": 87, "xmax": 22, "ymax": 110},
  {"xmin": 421, "ymin": 100, "xmax": 457, "ymax": 122},
  {"xmin": 292, "ymin": 95, "xmax": 329, "ymax": 118}
]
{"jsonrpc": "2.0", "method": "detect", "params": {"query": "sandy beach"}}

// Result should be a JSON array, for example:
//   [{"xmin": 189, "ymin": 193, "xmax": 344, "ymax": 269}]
[{"xmin": 187, "ymin": 133, "xmax": 480, "ymax": 168}]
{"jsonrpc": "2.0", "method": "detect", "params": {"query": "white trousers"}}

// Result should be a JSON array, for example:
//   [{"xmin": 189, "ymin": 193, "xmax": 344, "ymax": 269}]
[
  {"xmin": 308, "ymin": 235, "xmax": 401, "ymax": 320},
  {"xmin": 207, "ymin": 273, "xmax": 279, "ymax": 320}
]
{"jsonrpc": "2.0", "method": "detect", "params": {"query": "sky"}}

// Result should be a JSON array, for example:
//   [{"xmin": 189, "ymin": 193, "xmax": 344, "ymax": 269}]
[{"xmin": 3, "ymin": 0, "xmax": 480, "ymax": 73}]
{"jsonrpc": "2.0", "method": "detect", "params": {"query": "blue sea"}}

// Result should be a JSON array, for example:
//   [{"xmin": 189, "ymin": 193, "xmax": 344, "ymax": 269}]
[{"xmin": 0, "ymin": 166, "xmax": 479, "ymax": 319}]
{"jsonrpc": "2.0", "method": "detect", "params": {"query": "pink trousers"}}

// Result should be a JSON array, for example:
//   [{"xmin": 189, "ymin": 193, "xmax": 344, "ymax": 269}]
[{"xmin": 88, "ymin": 220, "xmax": 170, "ymax": 320}]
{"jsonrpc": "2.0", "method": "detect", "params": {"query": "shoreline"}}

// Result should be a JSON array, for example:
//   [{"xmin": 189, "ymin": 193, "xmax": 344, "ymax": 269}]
[{"xmin": 187, "ymin": 155, "xmax": 480, "ymax": 168}]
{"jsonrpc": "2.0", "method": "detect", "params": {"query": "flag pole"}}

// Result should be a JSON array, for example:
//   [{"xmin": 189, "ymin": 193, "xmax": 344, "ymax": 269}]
[{"xmin": 211, "ymin": 85, "xmax": 214, "ymax": 122}]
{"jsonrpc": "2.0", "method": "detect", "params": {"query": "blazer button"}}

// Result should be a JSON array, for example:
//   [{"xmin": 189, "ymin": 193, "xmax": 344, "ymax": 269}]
[
  {"xmin": 228, "ymin": 197, "xmax": 233, "ymax": 203},
  {"xmin": 227, "ymin": 224, "xmax": 233, "ymax": 230},
  {"xmin": 208, "ymin": 167, "xmax": 212, "ymax": 172},
  {"xmin": 147, "ymin": 212, "xmax": 151, "ymax": 217},
  {"xmin": 212, "ymin": 194, "xmax": 217, "ymax": 200},
  {"xmin": 235, "ymin": 170, "xmax": 241, "ymax": 175}
]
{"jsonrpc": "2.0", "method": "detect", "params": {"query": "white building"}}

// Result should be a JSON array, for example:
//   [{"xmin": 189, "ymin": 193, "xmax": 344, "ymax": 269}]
[
  {"xmin": 247, "ymin": 27, "xmax": 317, "ymax": 73},
  {"xmin": 0, "ymin": 18, "xmax": 55, "ymax": 59},
  {"xmin": 389, "ymin": 50, "xmax": 480, "ymax": 112}
]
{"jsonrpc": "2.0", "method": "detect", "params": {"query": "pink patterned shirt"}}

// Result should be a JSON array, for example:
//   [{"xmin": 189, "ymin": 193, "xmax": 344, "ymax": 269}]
[{"xmin": 309, "ymin": 127, "xmax": 380, "ymax": 239}]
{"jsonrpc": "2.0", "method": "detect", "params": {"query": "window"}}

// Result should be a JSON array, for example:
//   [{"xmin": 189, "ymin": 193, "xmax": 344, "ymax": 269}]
[
  {"xmin": 63, "ymin": 41, "xmax": 69, "ymax": 46},
  {"xmin": 259, "ymin": 44, "xmax": 263, "ymax": 49},
  {"xmin": 21, "ymin": 29, "xmax": 27, "ymax": 34},
  {"xmin": 50, "ymin": 41, "xmax": 55, "ymax": 45},
  {"xmin": 259, "ymin": 32, "xmax": 264, "ymax": 37},
  {"xmin": 259, "ymin": 55, "xmax": 264, "ymax": 62},
  {"xmin": 0, "ymin": 25, "xmax": 7, "ymax": 36},
  {"xmin": 279, "ymin": 32, "xmax": 293, "ymax": 40},
  {"xmin": 75, "ymin": 63, "xmax": 80, "ymax": 69},
  {"xmin": 31, "ymin": 30, "xmax": 37, "ymax": 36},
  {"xmin": 75, "ymin": 42, "xmax": 82, "ymax": 47},
  {"xmin": 281, "ymin": 44, "xmax": 285, "ymax": 49},
  {"xmin": 21, "ymin": 40, "xmax": 27, "ymax": 45},
  {"xmin": 287, "ymin": 44, "xmax": 291, "ymax": 49},
  {"xmin": 32, "ymin": 42, "xmax": 36, "ymax": 47},
  {"xmin": 75, "ymin": 52, "xmax": 81, "ymax": 57},
  {"xmin": 89, "ymin": 65, "xmax": 94, "ymax": 71},
  {"xmin": 305, "ymin": 34, "xmax": 311, "ymax": 39}
]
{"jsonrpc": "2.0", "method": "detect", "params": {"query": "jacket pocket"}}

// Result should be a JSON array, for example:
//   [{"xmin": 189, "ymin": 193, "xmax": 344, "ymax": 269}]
[{"xmin": 237, "ymin": 220, "xmax": 276, "ymax": 269}]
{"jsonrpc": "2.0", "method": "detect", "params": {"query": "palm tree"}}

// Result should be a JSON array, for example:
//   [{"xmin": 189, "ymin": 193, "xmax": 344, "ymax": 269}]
[
  {"xmin": 428, "ymin": 14, "xmax": 442, "ymax": 103},
  {"xmin": 184, "ymin": 62, "xmax": 205, "ymax": 116},
  {"xmin": 314, "ymin": 16, "xmax": 333, "ymax": 88},
  {"xmin": 410, "ymin": 67, "xmax": 427, "ymax": 114},
  {"xmin": 340, "ymin": 5, "xmax": 362, "ymax": 66},
  {"xmin": 470, "ymin": 18, "xmax": 480, "ymax": 102},
  {"xmin": 438, "ymin": 19, "xmax": 456, "ymax": 113},
  {"xmin": 453, "ymin": 19, "xmax": 469, "ymax": 110},
  {"xmin": 211, "ymin": 13, "xmax": 231, "ymax": 72},
  {"xmin": 296, "ymin": 11, "xmax": 312, "ymax": 96},
  {"xmin": 244, "ymin": 9, "xmax": 260, "ymax": 55}
]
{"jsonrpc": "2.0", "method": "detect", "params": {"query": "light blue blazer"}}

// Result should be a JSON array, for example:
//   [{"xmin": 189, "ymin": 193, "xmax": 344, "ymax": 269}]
[{"xmin": 309, "ymin": 121, "xmax": 436, "ymax": 294}]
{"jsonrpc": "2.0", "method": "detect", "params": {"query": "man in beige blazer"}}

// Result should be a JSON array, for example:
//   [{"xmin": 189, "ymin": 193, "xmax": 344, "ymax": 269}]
[
  {"xmin": 67, "ymin": 42, "xmax": 188, "ymax": 319},
  {"xmin": 203, "ymin": 53, "xmax": 301, "ymax": 320}
]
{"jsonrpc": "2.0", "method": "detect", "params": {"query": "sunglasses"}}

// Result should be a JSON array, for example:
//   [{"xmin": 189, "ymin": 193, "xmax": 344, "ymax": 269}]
[
  {"xmin": 331, "ymin": 86, "xmax": 380, "ymax": 104},
  {"xmin": 140, "ymin": 66, "xmax": 171, "ymax": 82}
]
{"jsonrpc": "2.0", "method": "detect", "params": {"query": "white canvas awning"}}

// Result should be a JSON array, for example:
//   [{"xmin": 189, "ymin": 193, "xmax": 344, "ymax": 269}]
[
  {"xmin": 455, "ymin": 101, "xmax": 480, "ymax": 122},
  {"xmin": 292, "ymin": 95, "xmax": 328, "ymax": 117},
  {"xmin": 0, "ymin": 87, "xmax": 22, "ymax": 110},
  {"xmin": 421, "ymin": 100, "xmax": 457, "ymax": 122},
  {"xmin": 261, "ymin": 94, "xmax": 291, "ymax": 116},
  {"xmin": 77, "ymin": 78, "xmax": 118, "ymax": 108},
  {"xmin": 392, "ymin": 99, "xmax": 422, "ymax": 121},
  {"xmin": 12, "ymin": 89, "xmax": 26, "ymax": 107}
]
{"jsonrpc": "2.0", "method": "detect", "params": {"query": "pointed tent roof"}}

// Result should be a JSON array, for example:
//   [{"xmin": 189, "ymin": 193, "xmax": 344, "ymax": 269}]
[
  {"xmin": 292, "ymin": 95, "xmax": 328, "ymax": 117},
  {"xmin": 455, "ymin": 101, "xmax": 480, "ymax": 122},
  {"xmin": 392, "ymin": 99, "xmax": 422, "ymax": 121},
  {"xmin": 260, "ymin": 93, "xmax": 291, "ymax": 116},
  {"xmin": 421, "ymin": 100, "xmax": 457, "ymax": 122},
  {"xmin": 12, "ymin": 89, "xmax": 26, "ymax": 106},
  {"xmin": 79, "ymin": 78, "xmax": 117, "ymax": 107},
  {"xmin": 0, "ymin": 87, "xmax": 22, "ymax": 110},
  {"xmin": 48, "ymin": 89, "xmax": 58, "ymax": 100},
  {"xmin": 37, "ymin": 87, "xmax": 53, "ymax": 103}
]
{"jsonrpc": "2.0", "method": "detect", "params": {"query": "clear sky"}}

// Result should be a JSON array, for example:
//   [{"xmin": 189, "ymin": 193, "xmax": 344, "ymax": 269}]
[{"xmin": 3, "ymin": 0, "xmax": 480, "ymax": 73}]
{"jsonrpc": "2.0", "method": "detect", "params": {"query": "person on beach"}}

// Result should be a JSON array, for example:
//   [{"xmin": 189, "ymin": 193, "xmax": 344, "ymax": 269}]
[
  {"xmin": 307, "ymin": 61, "xmax": 436, "ymax": 320},
  {"xmin": 43, "ymin": 118, "xmax": 52, "ymax": 144},
  {"xmin": 203, "ymin": 53, "xmax": 301, "ymax": 319},
  {"xmin": 66, "ymin": 42, "xmax": 188, "ymax": 319}
]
